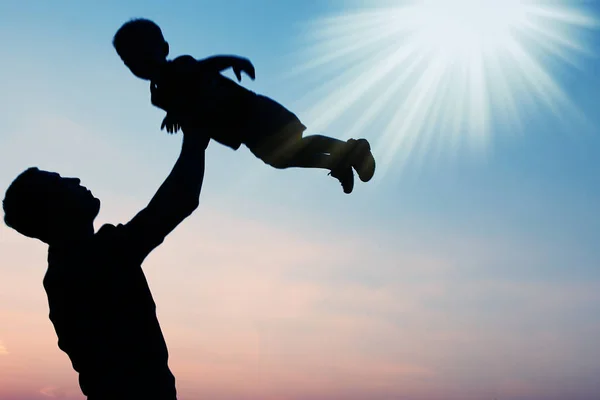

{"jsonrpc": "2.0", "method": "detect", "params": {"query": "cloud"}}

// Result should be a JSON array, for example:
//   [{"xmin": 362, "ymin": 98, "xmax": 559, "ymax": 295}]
[
  {"xmin": 39, "ymin": 386, "xmax": 76, "ymax": 398},
  {"xmin": 39, "ymin": 386, "xmax": 59, "ymax": 397},
  {"xmin": 0, "ymin": 340, "xmax": 8, "ymax": 355},
  {"xmin": 146, "ymin": 211, "xmax": 600, "ymax": 399}
]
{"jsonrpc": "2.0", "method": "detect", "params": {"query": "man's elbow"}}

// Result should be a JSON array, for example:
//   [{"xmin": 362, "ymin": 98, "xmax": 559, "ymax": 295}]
[{"xmin": 181, "ymin": 197, "xmax": 200, "ymax": 216}]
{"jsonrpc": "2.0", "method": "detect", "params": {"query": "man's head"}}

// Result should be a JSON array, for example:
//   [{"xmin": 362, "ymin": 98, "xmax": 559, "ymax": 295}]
[
  {"xmin": 3, "ymin": 168, "xmax": 100, "ymax": 244},
  {"xmin": 113, "ymin": 18, "xmax": 169, "ymax": 80}
]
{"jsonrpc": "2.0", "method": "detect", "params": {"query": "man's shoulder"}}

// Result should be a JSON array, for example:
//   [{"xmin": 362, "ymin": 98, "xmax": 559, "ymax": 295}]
[
  {"xmin": 94, "ymin": 223, "xmax": 128, "ymax": 243},
  {"xmin": 96, "ymin": 222, "xmax": 152, "ymax": 250},
  {"xmin": 96, "ymin": 223, "xmax": 119, "ymax": 234}
]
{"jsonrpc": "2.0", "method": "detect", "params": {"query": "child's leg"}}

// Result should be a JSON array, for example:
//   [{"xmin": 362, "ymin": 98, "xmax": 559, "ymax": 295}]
[
  {"xmin": 280, "ymin": 152, "xmax": 334, "ymax": 169},
  {"xmin": 252, "ymin": 133, "xmax": 355, "ymax": 193},
  {"xmin": 259, "ymin": 133, "xmax": 375, "ymax": 183},
  {"xmin": 284, "ymin": 136, "xmax": 376, "ymax": 182},
  {"xmin": 283, "ymin": 135, "xmax": 356, "ymax": 194},
  {"xmin": 281, "ymin": 135, "xmax": 347, "ymax": 170},
  {"xmin": 295, "ymin": 135, "xmax": 346, "ymax": 156}
]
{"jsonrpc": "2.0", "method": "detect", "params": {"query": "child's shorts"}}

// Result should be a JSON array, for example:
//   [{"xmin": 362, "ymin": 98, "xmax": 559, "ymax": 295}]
[{"xmin": 244, "ymin": 95, "xmax": 307, "ymax": 164}]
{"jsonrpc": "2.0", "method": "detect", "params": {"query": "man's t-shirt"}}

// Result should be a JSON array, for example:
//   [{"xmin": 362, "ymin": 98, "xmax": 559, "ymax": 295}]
[{"xmin": 44, "ymin": 221, "xmax": 176, "ymax": 400}]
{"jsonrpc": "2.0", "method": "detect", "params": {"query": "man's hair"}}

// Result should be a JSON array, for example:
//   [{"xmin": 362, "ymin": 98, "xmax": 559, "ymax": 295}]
[
  {"xmin": 3, "ymin": 167, "xmax": 51, "ymax": 241},
  {"xmin": 113, "ymin": 18, "xmax": 165, "ymax": 56}
]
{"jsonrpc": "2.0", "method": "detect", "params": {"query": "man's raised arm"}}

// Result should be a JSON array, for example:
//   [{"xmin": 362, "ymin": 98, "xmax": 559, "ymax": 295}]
[{"xmin": 122, "ymin": 133, "xmax": 209, "ymax": 261}]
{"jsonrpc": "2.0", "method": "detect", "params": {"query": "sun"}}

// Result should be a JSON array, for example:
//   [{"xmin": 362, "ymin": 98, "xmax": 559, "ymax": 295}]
[
  {"xmin": 413, "ymin": 0, "xmax": 528, "ymax": 54},
  {"xmin": 286, "ymin": 0, "xmax": 598, "ymax": 175}
]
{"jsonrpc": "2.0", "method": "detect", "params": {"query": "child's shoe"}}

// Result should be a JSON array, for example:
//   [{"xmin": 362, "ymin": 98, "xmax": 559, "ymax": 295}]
[
  {"xmin": 328, "ymin": 166, "xmax": 354, "ymax": 194},
  {"xmin": 346, "ymin": 138, "xmax": 376, "ymax": 182}
]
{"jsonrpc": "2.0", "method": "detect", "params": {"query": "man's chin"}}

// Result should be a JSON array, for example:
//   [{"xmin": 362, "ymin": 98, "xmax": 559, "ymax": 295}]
[{"xmin": 92, "ymin": 197, "xmax": 101, "ymax": 216}]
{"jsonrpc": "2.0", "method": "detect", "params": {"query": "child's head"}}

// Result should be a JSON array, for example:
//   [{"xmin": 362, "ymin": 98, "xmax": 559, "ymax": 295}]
[{"xmin": 113, "ymin": 18, "xmax": 169, "ymax": 80}]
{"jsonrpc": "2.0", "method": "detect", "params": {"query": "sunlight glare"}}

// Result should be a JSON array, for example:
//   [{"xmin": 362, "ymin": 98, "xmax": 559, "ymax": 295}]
[
  {"xmin": 287, "ymin": 0, "xmax": 598, "ymax": 176},
  {"xmin": 414, "ymin": 0, "xmax": 527, "ymax": 54}
]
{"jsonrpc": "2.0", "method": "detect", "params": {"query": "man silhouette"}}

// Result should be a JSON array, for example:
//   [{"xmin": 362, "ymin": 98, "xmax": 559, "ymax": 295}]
[{"xmin": 2, "ymin": 132, "xmax": 209, "ymax": 400}]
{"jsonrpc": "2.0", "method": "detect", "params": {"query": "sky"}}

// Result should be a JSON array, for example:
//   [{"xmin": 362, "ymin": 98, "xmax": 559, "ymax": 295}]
[{"xmin": 1, "ymin": 0, "xmax": 600, "ymax": 399}]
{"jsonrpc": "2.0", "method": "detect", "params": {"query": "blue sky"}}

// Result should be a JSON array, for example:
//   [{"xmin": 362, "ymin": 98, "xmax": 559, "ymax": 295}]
[{"xmin": 1, "ymin": 1, "xmax": 600, "ymax": 399}]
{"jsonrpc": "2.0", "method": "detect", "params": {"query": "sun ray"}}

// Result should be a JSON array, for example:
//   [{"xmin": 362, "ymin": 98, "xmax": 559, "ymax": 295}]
[
  {"xmin": 285, "ymin": 0, "xmax": 599, "ymax": 177},
  {"xmin": 485, "ymin": 49, "xmax": 524, "ymax": 135},
  {"xmin": 346, "ymin": 51, "xmax": 428, "ymax": 140},
  {"xmin": 524, "ymin": 4, "xmax": 599, "ymax": 27},
  {"xmin": 308, "ymin": 42, "xmax": 424, "ymax": 131},
  {"xmin": 413, "ymin": 63, "xmax": 455, "ymax": 169},
  {"xmin": 379, "ymin": 53, "xmax": 450, "ymax": 170}
]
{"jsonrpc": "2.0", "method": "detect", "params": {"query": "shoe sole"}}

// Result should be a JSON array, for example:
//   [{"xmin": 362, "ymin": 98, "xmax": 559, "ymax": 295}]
[
  {"xmin": 328, "ymin": 170, "xmax": 354, "ymax": 194},
  {"xmin": 329, "ymin": 159, "xmax": 354, "ymax": 194}
]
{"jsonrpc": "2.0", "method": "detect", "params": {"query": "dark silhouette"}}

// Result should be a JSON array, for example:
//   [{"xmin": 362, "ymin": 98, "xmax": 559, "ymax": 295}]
[
  {"xmin": 2, "ymin": 133, "xmax": 210, "ymax": 400},
  {"xmin": 112, "ymin": 18, "xmax": 376, "ymax": 194}
]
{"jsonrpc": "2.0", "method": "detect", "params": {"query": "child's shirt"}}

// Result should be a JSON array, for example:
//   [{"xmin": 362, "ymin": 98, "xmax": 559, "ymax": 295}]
[{"xmin": 151, "ymin": 55, "xmax": 257, "ymax": 150}]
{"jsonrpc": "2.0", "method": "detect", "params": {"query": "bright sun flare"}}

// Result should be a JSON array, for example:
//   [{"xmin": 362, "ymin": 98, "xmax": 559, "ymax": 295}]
[{"xmin": 289, "ymin": 0, "xmax": 598, "ymax": 174}]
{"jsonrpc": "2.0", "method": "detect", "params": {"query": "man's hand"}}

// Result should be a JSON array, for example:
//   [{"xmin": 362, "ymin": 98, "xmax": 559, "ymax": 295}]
[
  {"xmin": 161, "ymin": 113, "xmax": 180, "ymax": 134},
  {"xmin": 182, "ymin": 127, "xmax": 211, "ymax": 151},
  {"xmin": 164, "ymin": 115, "xmax": 212, "ymax": 150},
  {"xmin": 232, "ymin": 57, "xmax": 256, "ymax": 82}
]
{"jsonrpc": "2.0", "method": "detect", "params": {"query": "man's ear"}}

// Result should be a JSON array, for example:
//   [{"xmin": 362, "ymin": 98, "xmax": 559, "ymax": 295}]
[{"xmin": 162, "ymin": 41, "xmax": 170, "ymax": 58}]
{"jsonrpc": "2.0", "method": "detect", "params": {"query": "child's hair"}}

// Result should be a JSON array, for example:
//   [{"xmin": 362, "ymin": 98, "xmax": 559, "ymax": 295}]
[{"xmin": 113, "ymin": 18, "xmax": 166, "ymax": 57}]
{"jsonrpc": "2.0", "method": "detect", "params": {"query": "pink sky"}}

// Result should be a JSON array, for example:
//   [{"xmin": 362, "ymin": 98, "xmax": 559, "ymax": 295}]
[{"xmin": 2, "ymin": 197, "xmax": 600, "ymax": 399}]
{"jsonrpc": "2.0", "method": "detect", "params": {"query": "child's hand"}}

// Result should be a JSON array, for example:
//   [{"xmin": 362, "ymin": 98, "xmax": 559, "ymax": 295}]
[
  {"xmin": 232, "ymin": 58, "xmax": 256, "ymax": 82},
  {"xmin": 161, "ymin": 114, "xmax": 181, "ymax": 134}
]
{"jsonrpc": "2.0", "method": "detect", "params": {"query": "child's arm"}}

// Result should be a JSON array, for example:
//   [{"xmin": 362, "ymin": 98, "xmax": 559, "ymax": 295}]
[
  {"xmin": 161, "ymin": 113, "xmax": 181, "ymax": 134},
  {"xmin": 151, "ymin": 82, "xmax": 168, "ymax": 111},
  {"xmin": 197, "ymin": 55, "xmax": 256, "ymax": 82},
  {"xmin": 150, "ymin": 82, "xmax": 181, "ymax": 134}
]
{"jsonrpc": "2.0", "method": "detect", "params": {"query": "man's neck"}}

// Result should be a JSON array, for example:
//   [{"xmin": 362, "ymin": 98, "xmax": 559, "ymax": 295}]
[{"xmin": 48, "ymin": 224, "xmax": 95, "ymax": 249}]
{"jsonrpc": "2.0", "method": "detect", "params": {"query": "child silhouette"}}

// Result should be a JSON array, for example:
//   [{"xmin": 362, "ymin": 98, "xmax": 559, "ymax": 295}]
[{"xmin": 113, "ymin": 18, "xmax": 375, "ymax": 194}]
